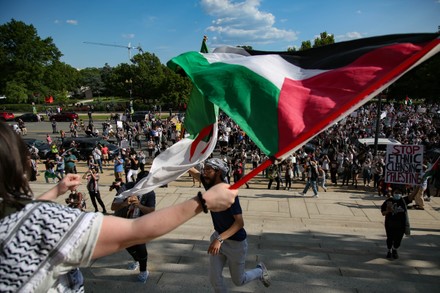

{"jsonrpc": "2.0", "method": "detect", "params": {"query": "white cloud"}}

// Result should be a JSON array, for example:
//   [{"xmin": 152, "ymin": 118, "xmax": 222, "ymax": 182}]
[
  {"xmin": 335, "ymin": 31, "xmax": 364, "ymax": 41},
  {"xmin": 66, "ymin": 19, "xmax": 78, "ymax": 25},
  {"xmin": 200, "ymin": 0, "xmax": 297, "ymax": 46},
  {"xmin": 356, "ymin": 10, "xmax": 362, "ymax": 14},
  {"xmin": 122, "ymin": 34, "xmax": 135, "ymax": 39},
  {"xmin": 54, "ymin": 20, "xmax": 60, "ymax": 24}
]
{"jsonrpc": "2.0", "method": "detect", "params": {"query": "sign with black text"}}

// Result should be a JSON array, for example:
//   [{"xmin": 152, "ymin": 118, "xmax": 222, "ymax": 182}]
[{"xmin": 385, "ymin": 145, "xmax": 423, "ymax": 185}]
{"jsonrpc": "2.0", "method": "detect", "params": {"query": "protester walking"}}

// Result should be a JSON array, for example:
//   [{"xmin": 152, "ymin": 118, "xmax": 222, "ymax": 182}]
[
  {"xmin": 381, "ymin": 188, "xmax": 410, "ymax": 259},
  {"xmin": 298, "ymin": 160, "xmax": 319, "ymax": 198}
]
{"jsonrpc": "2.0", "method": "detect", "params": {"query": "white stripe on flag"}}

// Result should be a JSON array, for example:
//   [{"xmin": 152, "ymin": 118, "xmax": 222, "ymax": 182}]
[{"xmin": 203, "ymin": 50, "xmax": 328, "ymax": 89}]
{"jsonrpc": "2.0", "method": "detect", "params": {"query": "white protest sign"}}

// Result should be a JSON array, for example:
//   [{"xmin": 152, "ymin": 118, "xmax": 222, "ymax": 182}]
[{"xmin": 385, "ymin": 145, "xmax": 424, "ymax": 186}]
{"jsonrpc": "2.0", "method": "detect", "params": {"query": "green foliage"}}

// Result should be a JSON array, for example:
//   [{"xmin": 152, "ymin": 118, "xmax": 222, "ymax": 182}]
[
  {"xmin": 388, "ymin": 53, "xmax": 440, "ymax": 101},
  {"xmin": 4, "ymin": 81, "xmax": 28, "ymax": 103},
  {"xmin": 312, "ymin": 31, "xmax": 335, "ymax": 48},
  {"xmin": 237, "ymin": 45, "xmax": 253, "ymax": 50},
  {"xmin": 0, "ymin": 19, "xmax": 62, "ymax": 98},
  {"xmin": 44, "ymin": 61, "xmax": 81, "ymax": 94},
  {"xmin": 79, "ymin": 67, "xmax": 105, "ymax": 96},
  {"xmin": 300, "ymin": 40, "xmax": 312, "ymax": 51},
  {"xmin": 161, "ymin": 67, "xmax": 192, "ymax": 108},
  {"xmin": 54, "ymin": 90, "xmax": 69, "ymax": 104},
  {"xmin": 289, "ymin": 31, "xmax": 336, "ymax": 51}
]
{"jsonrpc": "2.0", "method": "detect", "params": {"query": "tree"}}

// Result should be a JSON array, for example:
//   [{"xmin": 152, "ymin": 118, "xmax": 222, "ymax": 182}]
[
  {"xmin": 100, "ymin": 63, "xmax": 114, "ymax": 96},
  {"xmin": 131, "ymin": 52, "xmax": 165, "ymax": 103},
  {"xmin": 44, "ymin": 61, "xmax": 80, "ymax": 99},
  {"xmin": 4, "ymin": 81, "xmax": 27, "ymax": 103},
  {"xmin": 237, "ymin": 45, "xmax": 253, "ymax": 50},
  {"xmin": 387, "ymin": 53, "xmax": 440, "ymax": 101},
  {"xmin": 312, "ymin": 31, "xmax": 335, "ymax": 48},
  {"xmin": 288, "ymin": 31, "xmax": 335, "ymax": 52},
  {"xmin": 0, "ymin": 19, "xmax": 62, "ymax": 100},
  {"xmin": 160, "ymin": 67, "xmax": 192, "ymax": 108},
  {"xmin": 79, "ymin": 67, "xmax": 105, "ymax": 96},
  {"xmin": 300, "ymin": 40, "xmax": 312, "ymax": 51}
]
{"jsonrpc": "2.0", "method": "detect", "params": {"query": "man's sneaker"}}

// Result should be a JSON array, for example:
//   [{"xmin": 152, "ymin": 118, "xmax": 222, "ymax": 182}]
[
  {"xmin": 313, "ymin": 194, "xmax": 319, "ymax": 198},
  {"xmin": 386, "ymin": 251, "xmax": 392, "ymax": 259},
  {"xmin": 137, "ymin": 270, "xmax": 149, "ymax": 283},
  {"xmin": 127, "ymin": 261, "xmax": 139, "ymax": 271},
  {"xmin": 392, "ymin": 249, "xmax": 399, "ymax": 259},
  {"xmin": 298, "ymin": 192, "xmax": 305, "ymax": 196},
  {"xmin": 257, "ymin": 262, "xmax": 271, "ymax": 287}
]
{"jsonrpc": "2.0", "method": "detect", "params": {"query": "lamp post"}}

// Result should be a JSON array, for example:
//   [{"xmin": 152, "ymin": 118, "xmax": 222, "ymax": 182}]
[
  {"xmin": 373, "ymin": 89, "xmax": 388, "ymax": 157},
  {"xmin": 125, "ymin": 79, "xmax": 134, "ymax": 119}
]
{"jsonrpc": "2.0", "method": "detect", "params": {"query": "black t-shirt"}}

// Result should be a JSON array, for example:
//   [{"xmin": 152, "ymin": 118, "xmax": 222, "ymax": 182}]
[
  {"xmin": 130, "ymin": 157, "xmax": 139, "ymax": 170},
  {"xmin": 381, "ymin": 197, "xmax": 407, "ymax": 228},
  {"xmin": 310, "ymin": 166, "xmax": 318, "ymax": 180},
  {"xmin": 113, "ymin": 182, "xmax": 156, "ymax": 218},
  {"xmin": 201, "ymin": 176, "xmax": 246, "ymax": 241}
]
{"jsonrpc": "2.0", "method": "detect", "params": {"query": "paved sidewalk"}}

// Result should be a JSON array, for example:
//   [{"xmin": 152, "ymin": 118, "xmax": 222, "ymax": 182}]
[{"xmin": 30, "ymin": 167, "xmax": 440, "ymax": 293}]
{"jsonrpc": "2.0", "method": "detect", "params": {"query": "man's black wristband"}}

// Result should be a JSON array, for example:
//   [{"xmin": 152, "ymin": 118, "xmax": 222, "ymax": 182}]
[{"xmin": 197, "ymin": 191, "xmax": 208, "ymax": 213}]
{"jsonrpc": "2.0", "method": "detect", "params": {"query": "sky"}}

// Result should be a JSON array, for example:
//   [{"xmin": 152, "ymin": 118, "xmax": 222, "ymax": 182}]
[{"xmin": 1, "ymin": 0, "xmax": 439, "ymax": 69}]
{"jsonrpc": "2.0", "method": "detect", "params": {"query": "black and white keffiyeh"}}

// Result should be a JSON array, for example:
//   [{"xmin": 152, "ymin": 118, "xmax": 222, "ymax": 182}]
[{"xmin": 0, "ymin": 201, "xmax": 99, "ymax": 292}]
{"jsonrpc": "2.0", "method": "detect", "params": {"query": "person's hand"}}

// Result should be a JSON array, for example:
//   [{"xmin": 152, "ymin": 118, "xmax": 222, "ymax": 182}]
[
  {"xmin": 207, "ymin": 239, "xmax": 222, "ymax": 255},
  {"xmin": 203, "ymin": 183, "xmax": 238, "ymax": 212},
  {"xmin": 128, "ymin": 195, "xmax": 139, "ymax": 205},
  {"xmin": 57, "ymin": 174, "xmax": 81, "ymax": 196}
]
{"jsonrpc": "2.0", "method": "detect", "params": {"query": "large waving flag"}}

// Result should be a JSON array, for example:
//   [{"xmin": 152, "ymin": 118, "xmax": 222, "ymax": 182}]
[
  {"xmin": 168, "ymin": 33, "xmax": 440, "ymax": 159},
  {"xmin": 167, "ymin": 33, "xmax": 440, "ymax": 187},
  {"xmin": 120, "ymin": 36, "xmax": 218, "ymax": 197},
  {"xmin": 125, "ymin": 33, "xmax": 439, "ymax": 194}
]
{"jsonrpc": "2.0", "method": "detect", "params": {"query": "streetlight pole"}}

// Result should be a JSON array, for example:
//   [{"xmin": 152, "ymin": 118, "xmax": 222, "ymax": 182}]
[
  {"xmin": 125, "ymin": 79, "xmax": 134, "ymax": 120},
  {"xmin": 373, "ymin": 94, "xmax": 381, "ymax": 157}
]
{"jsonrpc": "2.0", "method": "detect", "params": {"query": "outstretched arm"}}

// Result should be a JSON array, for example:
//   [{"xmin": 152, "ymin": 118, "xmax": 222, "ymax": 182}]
[{"xmin": 92, "ymin": 183, "xmax": 237, "ymax": 259}]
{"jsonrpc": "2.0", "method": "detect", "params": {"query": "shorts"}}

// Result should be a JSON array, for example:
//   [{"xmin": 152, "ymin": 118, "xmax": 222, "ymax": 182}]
[{"xmin": 114, "ymin": 171, "xmax": 124, "ymax": 179}]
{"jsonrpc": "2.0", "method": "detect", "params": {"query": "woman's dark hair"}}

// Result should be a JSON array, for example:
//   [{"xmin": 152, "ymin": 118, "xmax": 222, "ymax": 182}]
[{"xmin": 0, "ymin": 122, "xmax": 33, "ymax": 218}]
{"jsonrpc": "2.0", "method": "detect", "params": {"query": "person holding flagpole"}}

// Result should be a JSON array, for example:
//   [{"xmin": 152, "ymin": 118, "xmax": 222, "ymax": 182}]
[{"xmin": 189, "ymin": 158, "xmax": 271, "ymax": 292}]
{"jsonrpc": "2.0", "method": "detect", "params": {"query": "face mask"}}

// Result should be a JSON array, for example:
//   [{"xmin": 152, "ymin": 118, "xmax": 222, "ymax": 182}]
[{"xmin": 393, "ymin": 194, "xmax": 402, "ymax": 200}]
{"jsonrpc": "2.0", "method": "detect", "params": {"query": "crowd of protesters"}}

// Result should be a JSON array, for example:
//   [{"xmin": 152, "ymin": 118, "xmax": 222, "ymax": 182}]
[
  {"xmin": 261, "ymin": 101, "xmax": 439, "ymax": 203},
  {"xmin": 15, "ymin": 100, "xmax": 440, "ymax": 204}
]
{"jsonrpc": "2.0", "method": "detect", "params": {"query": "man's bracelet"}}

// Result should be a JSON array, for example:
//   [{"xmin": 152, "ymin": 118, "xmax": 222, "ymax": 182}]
[
  {"xmin": 197, "ymin": 191, "xmax": 208, "ymax": 214},
  {"xmin": 216, "ymin": 235, "xmax": 224, "ymax": 244}
]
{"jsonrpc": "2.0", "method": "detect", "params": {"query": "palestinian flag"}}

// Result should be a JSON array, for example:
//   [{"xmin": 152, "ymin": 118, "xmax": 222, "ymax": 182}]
[{"xmin": 168, "ymin": 33, "xmax": 440, "ymax": 161}]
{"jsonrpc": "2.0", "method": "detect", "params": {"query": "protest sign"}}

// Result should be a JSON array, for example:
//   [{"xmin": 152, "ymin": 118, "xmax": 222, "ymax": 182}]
[{"xmin": 385, "ymin": 145, "xmax": 424, "ymax": 185}]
